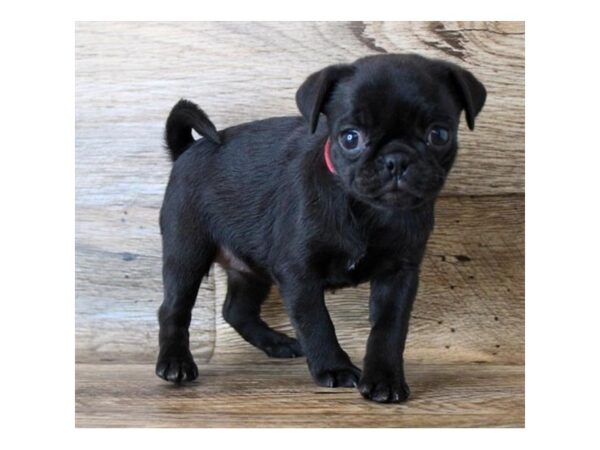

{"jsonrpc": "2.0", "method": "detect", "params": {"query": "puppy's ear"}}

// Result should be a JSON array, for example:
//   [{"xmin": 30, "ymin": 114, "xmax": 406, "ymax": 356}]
[
  {"xmin": 296, "ymin": 64, "xmax": 354, "ymax": 133},
  {"xmin": 448, "ymin": 65, "xmax": 487, "ymax": 130}
]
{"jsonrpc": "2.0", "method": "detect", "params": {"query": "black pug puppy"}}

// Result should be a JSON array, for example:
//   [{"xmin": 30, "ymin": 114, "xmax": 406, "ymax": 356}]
[{"xmin": 156, "ymin": 53, "xmax": 486, "ymax": 403}]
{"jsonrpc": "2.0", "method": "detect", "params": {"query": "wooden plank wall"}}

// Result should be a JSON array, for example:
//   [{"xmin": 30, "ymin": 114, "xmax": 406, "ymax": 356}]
[{"xmin": 75, "ymin": 22, "xmax": 524, "ymax": 367}]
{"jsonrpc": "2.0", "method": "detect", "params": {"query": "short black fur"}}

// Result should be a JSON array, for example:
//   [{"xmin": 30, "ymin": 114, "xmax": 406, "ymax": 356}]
[{"xmin": 156, "ymin": 54, "xmax": 486, "ymax": 403}]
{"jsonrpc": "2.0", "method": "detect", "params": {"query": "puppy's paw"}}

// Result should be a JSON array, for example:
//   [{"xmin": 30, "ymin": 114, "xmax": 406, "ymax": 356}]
[
  {"xmin": 312, "ymin": 363, "xmax": 362, "ymax": 388},
  {"xmin": 155, "ymin": 346, "xmax": 198, "ymax": 384},
  {"xmin": 262, "ymin": 335, "xmax": 304, "ymax": 359},
  {"xmin": 358, "ymin": 371, "xmax": 410, "ymax": 403}
]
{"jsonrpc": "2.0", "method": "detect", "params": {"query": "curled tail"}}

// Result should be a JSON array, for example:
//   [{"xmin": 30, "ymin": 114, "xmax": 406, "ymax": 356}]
[{"xmin": 164, "ymin": 99, "xmax": 221, "ymax": 161}]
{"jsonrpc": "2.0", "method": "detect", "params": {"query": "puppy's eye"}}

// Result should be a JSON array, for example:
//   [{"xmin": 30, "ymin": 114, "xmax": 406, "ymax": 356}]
[
  {"xmin": 339, "ymin": 129, "xmax": 366, "ymax": 155},
  {"xmin": 427, "ymin": 126, "xmax": 450, "ymax": 147}
]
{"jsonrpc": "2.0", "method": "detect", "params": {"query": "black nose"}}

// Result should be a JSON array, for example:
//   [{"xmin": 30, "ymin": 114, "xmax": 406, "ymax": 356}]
[{"xmin": 383, "ymin": 153, "xmax": 409, "ymax": 177}]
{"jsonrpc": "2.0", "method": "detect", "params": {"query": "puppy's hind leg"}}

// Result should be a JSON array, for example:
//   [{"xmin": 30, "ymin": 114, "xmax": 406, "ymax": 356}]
[
  {"xmin": 222, "ymin": 270, "xmax": 304, "ymax": 358},
  {"xmin": 156, "ymin": 226, "xmax": 216, "ymax": 384}
]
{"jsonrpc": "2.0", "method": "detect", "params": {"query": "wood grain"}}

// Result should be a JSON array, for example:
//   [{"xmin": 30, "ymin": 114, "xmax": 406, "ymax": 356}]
[
  {"xmin": 76, "ymin": 195, "xmax": 524, "ymax": 365},
  {"xmin": 75, "ymin": 362, "xmax": 524, "ymax": 427},
  {"xmin": 75, "ymin": 21, "xmax": 524, "ymax": 204},
  {"xmin": 214, "ymin": 195, "xmax": 524, "ymax": 365}
]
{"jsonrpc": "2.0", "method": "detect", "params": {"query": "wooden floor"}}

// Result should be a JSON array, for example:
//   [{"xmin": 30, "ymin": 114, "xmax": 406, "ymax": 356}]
[
  {"xmin": 76, "ymin": 359, "xmax": 524, "ymax": 427},
  {"xmin": 75, "ymin": 194, "xmax": 525, "ymax": 427}
]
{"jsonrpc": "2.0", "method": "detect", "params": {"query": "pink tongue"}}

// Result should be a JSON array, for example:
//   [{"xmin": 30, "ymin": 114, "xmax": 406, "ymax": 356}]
[{"xmin": 324, "ymin": 138, "xmax": 336, "ymax": 174}]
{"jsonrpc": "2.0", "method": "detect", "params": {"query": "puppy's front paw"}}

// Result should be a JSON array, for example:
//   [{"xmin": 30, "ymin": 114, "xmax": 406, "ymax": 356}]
[
  {"xmin": 358, "ymin": 370, "xmax": 410, "ymax": 403},
  {"xmin": 312, "ymin": 363, "xmax": 362, "ymax": 388},
  {"xmin": 155, "ymin": 346, "xmax": 198, "ymax": 384}
]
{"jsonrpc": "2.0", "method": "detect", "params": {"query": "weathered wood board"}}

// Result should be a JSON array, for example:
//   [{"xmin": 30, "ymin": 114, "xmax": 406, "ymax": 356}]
[
  {"xmin": 75, "ymin": 21, "xmax": 524, "ymax": 204},
  {"xmin": 76, "ymin": 362, "xmax": 524, "ymax": 427},
  {"xmin": 214, "ymin": 195, "xmax": 524, "ymax": 365},
  {"xmin": 76, "ymin": 195, "xmax": 524, "ymax": 365}
]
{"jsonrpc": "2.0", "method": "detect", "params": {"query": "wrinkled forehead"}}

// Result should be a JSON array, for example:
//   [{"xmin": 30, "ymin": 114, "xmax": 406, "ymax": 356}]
[{"xmin": 335, "ymin": 66, "xmax": 455, "ymax": 130}]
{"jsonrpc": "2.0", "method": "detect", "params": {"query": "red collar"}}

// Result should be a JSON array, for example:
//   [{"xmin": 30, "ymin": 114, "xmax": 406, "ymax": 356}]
[{"xmin": 323, "ymin": 137, "xmax": 336, "ymax": 174}]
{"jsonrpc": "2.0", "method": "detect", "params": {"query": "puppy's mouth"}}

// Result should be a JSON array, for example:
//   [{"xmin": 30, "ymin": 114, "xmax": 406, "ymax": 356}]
[
  {"xmin": 351, "ymin": 176, "xmax": 426, "ymax": 210},
  {"xmin": 374, "ymin": 178, "xmax": 426, "ymax": 207},
  {"xmin": 385, "ymin": 177, "xmax": 425, "ymax": 198},
  {"xmin": 348, "ymin": 154, "xmax": 447, "ymax": 210}
]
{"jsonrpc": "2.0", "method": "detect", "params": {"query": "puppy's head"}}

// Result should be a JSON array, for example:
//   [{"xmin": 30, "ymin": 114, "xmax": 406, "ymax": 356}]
[{"xmin": 296, "ymin": 54, "xmax": 486, "ymax": 210}]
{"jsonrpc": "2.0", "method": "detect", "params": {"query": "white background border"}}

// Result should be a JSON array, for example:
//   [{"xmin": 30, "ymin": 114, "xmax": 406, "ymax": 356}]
[{"xmin": 2, "ymin": 0, "xmax": 599, "ymax": 447}]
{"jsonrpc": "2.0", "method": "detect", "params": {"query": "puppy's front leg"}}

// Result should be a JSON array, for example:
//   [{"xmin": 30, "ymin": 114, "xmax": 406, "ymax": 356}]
[
  {"xmin": 358, "ymin": 269, "xmax": 420, "ymax": 403},
  {"xmin": 279, "ymin": 281, "xmax": 361, "ymax": 388}
]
